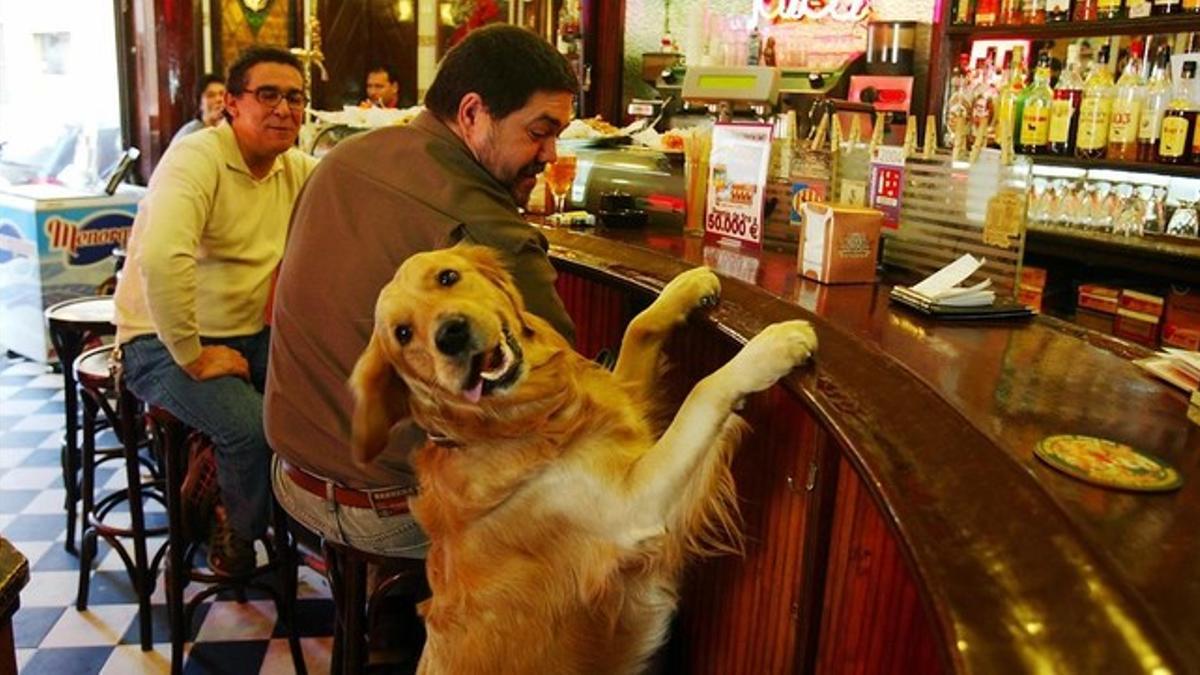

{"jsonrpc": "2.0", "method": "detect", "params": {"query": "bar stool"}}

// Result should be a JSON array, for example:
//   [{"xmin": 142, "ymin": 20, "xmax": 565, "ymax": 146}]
[
  {"xmin": 320, "ymin": 539, "xmax": 427, "ymax": 675},
  {"xmin": 145, "ymin": 408, "xmax": 307, "ymax": 675},
  {"xmin": 45, "ymin": 295, "xmax": 116, "ymax": 554},
  {"xmin": 73, "ymin": 344, "xmax": 166, "ymax": 651}
]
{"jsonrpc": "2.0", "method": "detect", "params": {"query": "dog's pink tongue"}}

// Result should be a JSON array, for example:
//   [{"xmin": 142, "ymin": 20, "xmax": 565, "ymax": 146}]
[{"xmin": 464, "ymin": 380, "xmax": 484, "ymax": 403}]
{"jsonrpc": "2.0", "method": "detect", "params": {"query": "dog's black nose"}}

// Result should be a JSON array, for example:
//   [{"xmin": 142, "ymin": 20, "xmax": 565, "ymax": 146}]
[{"xmin": 435, "ymin": 316, "xmax": 472, "ymax": 357}]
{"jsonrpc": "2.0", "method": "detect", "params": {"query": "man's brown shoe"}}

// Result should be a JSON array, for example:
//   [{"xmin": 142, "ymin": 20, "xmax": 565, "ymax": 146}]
[{"xmin": 207, "ymin": 505, "xmax": 256, "ymax": 577}]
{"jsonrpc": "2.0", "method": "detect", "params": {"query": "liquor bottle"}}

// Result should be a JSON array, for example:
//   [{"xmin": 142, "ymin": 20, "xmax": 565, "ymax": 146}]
[
  {"xmin": 996, "ymin": 47, "xmax": 1027, "ymax": 145},
  {"xmin": 1126, "ymin": 0, "xmax": 1152, "ymax": 17},
  {"xmin": 1049, "ymin": 44, "xmax": 1085, "ymax": 156},
  {"xmin": 1017, "ymin": 52, "xmax": 1054, "ymax": 154},
  {"xmin": 970, "ymin": 57, "xmax": 997, "ymax": 134},
  {"xmin": 1153, "ymin": 0, "xmax": 1183, "ymax": 14},
  {"xmin": 1137, "ymin": 47, "xmax": 1173, "ymax": 162},
  {"xmin": 1023, "ymin": 0, "xmax": 1047, "ymax": 22},
  {"xmin": 1076, "ymin": 45, "xmax": 1114, "ymax": 159},
  {"xmin": 1158, "ymin": 62, "xmax": 1197, "ymax": 164},
  {"xmin": 954, "ymin": 0, "xmax": 976, "ymax": 23},
  {"xmin": 1097, "ymin": 0, "xmax": 1123, "ymax": 18},
  {"xmin": 945, "ymin": 54, "xmax": 973, "ymax": 146},
  {"xmin": 1047, "ymin": 0, "xmax": 1073, "ymax": 20},
  {"xmin": 1001, "ymin": 0, "xmax": 1024, "ymax": 23},
  {"xmin": 1073, "ymin": 0, "xmax": 1097, "ymax": 19},
  {"xmin": 1107, "ymin": 41, "xmax": 1145, "ymax": 161},
  {"xmin": 976, "ymin": 0, "xmax": 999, "ymax": 23}
]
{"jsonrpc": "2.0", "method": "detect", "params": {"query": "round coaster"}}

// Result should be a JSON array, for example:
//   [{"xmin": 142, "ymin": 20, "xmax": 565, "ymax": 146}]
[{"xmin": 1034, "ymin": 435, "xmax": 1182, "ymax": 492}]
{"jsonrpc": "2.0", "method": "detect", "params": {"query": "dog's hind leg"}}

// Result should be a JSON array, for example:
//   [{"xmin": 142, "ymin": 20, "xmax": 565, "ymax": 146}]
[
  {"xmin": 625, "ymin": 320, "xmax": 816, "ymax": 534},
  {"xmin": 613, "ymin": 267, "xmax": 721, "ymax": 394}
]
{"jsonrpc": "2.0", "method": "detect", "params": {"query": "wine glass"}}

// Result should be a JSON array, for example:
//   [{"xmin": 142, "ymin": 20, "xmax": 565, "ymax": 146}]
[{"xmin": 545, "ymin": 152, "xmax": 577, "ymax": 214}]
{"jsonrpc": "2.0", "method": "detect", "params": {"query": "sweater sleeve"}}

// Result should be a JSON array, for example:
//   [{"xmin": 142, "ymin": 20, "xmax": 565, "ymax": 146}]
[{"xmin": 134, "ymin": 142, "xmax": 216, "ymax": 366}]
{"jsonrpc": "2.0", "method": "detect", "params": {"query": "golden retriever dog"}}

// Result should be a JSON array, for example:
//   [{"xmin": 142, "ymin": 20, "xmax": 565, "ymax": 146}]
[{"xmin": 350, "ymin": 243, "xmax": 817, "ymax": 674}]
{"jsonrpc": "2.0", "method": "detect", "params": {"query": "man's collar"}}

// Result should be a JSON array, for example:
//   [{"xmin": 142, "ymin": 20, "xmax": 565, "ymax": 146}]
[
  {"xmin": 217, "ymin": 123, "xmax": 286, "ymax": 180},
  {"xmin": 409, "ymin": 110, "xmax": 519, "ymax": 210}
]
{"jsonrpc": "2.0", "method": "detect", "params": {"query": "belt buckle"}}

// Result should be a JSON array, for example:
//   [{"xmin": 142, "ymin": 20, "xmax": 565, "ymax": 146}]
[{"xmin": 366, "ymin": 487, "xmax": 408, "ymax": 518}]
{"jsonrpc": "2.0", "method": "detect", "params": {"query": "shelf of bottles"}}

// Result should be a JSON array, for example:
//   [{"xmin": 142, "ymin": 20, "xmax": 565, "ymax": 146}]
[
  {"xmin": 947, "ymin": 15, "xmax": 1200, "ymax": 39},
  {"xmin": 941, "ymin": 13, "xmax": 1200, "ymax": 248}
]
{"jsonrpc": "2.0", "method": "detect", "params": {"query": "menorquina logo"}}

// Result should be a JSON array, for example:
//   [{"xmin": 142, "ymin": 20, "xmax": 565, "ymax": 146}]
[{"xmin": 44, "ymin": 212, "xmax": 133, "ymax": 266}]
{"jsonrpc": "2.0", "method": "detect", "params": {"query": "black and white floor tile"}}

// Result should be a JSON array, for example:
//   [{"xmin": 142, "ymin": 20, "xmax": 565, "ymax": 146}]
[{"xmin": 0, "ymin": 354, "xmax": 336, "ymax": 674}]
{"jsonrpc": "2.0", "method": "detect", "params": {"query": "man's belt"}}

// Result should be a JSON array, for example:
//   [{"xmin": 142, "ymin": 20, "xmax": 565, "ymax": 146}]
[{"xmin": 280, "ymin": 458, "xmax": 415, "ymax": 517}]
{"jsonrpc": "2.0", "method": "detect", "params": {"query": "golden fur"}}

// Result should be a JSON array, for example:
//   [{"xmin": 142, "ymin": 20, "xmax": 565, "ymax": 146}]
[{"xmin": 350, "ymin": 244, "xmax": 817, "ymax": 674}]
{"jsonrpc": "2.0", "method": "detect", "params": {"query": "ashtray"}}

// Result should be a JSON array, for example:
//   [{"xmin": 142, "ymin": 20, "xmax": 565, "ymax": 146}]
[{"xmin": 598, "ymin": 208, "xmax": 648, "ymax": 229}]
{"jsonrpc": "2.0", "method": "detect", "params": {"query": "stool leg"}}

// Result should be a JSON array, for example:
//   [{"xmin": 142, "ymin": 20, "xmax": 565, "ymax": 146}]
[
  {"xmin": 324, "ymin": 543, "xmax": 345, "ymax": 675},
  {"xmin": 75, "ymin": 389, "xmax": 99, "ymax": 610},
  {"xmin": 119, "ymin": 387, "xmax": 154, "ymax": 652},
  {"xmin": 161, "ymin": 419, "xmax": 189, "ymax": 675},
  {"xmin": 343, "ymin": 554, "xmax": 367, "ymax": 674},
  {"xmin": 273, "ymin": 505, "xmax": 308, "ymax": 675},
  {"xmin": 50, "ymin": 329, "xmax": 86, "ymax": 555}
]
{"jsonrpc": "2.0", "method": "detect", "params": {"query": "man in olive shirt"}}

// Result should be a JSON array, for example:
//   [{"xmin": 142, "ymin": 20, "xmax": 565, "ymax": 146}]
[{"xmin": 265, "ymin": 25, "xmax": 576, "ymax": 557}]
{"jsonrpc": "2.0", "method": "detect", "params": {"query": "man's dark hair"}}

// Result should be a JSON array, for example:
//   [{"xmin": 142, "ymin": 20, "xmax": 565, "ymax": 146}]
[
  {"xmin": 225, "ymin": 46, "xmax": 303, "ymax": 96},
  {"xmin": 367, "ymin": 64, "xmax": 400, "ymax": 85},
  {"xmin": 425, "ymin": 24, "xmax": 578, "ymax": 121},
  {"xmin": 194, "ymin": 73, "xmax": 224, "ymax": 119}
]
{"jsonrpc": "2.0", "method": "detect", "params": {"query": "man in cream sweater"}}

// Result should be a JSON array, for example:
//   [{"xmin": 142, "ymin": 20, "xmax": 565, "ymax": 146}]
[{"xmin": 114, "ymin": 46, "xmax": 316, "ymax": 576}]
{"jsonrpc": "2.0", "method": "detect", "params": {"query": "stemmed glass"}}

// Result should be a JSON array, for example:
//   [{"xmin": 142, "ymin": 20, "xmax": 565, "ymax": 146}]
[{"xmin": 545, "ymin": 152, "xmax": 577, "ymax": 214}]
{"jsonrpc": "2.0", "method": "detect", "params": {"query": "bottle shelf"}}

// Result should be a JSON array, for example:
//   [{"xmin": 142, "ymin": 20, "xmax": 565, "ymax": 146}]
[
  {"xmin": 1026, "ymin": 223, "xmax": 1200, "ymax": 284},
  {"xmin": 1020, "ymin": 153, "xmax": 1200, "ymax": 178},
  {"xmin": 946, "ymin": 14, "xmax": 1200, "ymax": 40}
]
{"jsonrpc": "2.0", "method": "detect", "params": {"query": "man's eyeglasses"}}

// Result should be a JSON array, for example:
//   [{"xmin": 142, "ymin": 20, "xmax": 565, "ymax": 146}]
[{"xmin": 242, "ymin": 86, "xmax": 307, "ymax": 110}]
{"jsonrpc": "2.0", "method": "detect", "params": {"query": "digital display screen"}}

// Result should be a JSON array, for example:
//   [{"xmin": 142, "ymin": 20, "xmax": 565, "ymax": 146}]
[{"xmin": 696, "ymin": 74, "xmax": 759, "ymax": 91}]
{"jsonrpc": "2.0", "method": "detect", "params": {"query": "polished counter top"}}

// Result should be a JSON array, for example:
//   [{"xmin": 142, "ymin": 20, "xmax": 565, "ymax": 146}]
[{"xmin": 541, "ymin": 227, "xmax": 1200, "ymax": 674}]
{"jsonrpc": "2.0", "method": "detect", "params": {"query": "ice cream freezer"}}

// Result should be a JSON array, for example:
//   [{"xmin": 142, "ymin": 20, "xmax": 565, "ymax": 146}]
[{"xmin": 0, "ymin": 183, "xmax": 144, "ymax": 361}]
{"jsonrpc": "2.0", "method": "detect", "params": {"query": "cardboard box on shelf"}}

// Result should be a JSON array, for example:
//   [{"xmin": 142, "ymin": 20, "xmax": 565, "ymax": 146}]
[
  {"xmin": 1113, "ymin": 308, "xmax": 1161, "ymax": 348},
  {"xmin": 1163, "ymin": 288, "xmax": 1200, "ymax": 352},
  {"xmin": 1018, "ymin": 266, "xmax": 1047, "ymax": 312},
  {"xmin": 1077, "ymin": 284, "xmax": 1120, "ymax": 315},
  {"xmin": 1118, "ymin": 289, "xmax": 1165, "ymax": 319}
]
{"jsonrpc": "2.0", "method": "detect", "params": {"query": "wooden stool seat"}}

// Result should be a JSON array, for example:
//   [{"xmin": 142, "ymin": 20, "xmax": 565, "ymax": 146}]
[
  {"xmin": 44, "ymin": 295, "xmax": 116, "ymax": 555},
  {"xmin": 72, "ymin": 344, "xmax": 164, "ymax": 652}
]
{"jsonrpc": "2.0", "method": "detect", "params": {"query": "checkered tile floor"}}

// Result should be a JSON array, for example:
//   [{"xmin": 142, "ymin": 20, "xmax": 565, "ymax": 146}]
[{"xmin": 0, "ymin": 354, "xmax": 336, "ymax": 674}]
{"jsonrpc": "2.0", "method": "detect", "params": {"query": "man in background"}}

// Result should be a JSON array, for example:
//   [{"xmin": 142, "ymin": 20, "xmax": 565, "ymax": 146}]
[
  {"xmin": 114, "ymin": 46, "xmax": 316, "ymax": 576},
  {"xmin": 362, "ymin": 64, "xmax": 401, "ymax": 108},
  {"xmin": 171, "ymin": 74, "xmax": 226, "ymax": 145}
]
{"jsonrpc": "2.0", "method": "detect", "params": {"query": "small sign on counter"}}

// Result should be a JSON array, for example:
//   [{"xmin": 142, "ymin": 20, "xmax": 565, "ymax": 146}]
[{"xmin": 705, "ymin": 123, "xmax": 772, "ymax": 251}]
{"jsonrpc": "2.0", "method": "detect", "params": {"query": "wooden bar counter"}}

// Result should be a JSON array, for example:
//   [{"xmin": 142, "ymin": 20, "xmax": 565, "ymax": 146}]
[{"xmin": 540, "ymin": 227, "xmax": 1200, "ymax": 675}]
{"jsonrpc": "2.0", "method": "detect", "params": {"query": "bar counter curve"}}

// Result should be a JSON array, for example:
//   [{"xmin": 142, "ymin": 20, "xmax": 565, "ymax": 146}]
[{"xmin": 540, "ymin": 227, "xmax": 1200, "ymax": 675}]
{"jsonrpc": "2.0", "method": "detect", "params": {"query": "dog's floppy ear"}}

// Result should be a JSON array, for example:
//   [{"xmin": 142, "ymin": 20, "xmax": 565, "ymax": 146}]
[{"xmin": 349, "ymin": 330, "xmax": 410, "ymax": 466}]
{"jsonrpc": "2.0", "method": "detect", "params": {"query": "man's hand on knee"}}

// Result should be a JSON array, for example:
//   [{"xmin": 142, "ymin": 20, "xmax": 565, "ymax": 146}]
[{"xmin": 184, "ymin": 345, "xmax": 251, "ymax": 381}]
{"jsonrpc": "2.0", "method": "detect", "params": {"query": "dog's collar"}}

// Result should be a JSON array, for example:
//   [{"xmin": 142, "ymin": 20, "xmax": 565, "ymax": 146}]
[{"xmin": 423, "ymin": 429, "xmax": 462, "ymax": 449}]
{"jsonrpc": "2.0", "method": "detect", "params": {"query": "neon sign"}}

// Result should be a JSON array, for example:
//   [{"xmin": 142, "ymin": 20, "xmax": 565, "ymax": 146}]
[{"xmin": 754, "ymin": 0, "xmax": 872, "ymax": 22}]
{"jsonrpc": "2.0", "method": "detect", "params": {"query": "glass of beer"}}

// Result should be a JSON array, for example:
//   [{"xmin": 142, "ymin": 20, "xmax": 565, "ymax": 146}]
[{"xmin": 545, "ymin": 152, "xmax": 577, "ymax": 214}]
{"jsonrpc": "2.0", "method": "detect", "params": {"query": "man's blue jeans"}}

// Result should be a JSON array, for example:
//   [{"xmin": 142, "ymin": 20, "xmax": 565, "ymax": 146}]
[{"xmin": 121, "ymin": 330, "xmax": 271, "ymax": 540}]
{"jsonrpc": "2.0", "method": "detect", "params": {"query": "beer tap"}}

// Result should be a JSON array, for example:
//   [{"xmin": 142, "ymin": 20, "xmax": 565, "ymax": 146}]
[{"xmin": 289, "ymin": 16, "xmax": 328, "ymax": 123}]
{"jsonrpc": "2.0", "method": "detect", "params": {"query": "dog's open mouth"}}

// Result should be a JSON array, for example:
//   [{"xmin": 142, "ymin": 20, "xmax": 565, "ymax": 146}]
[{"xmin": 461, "ymin": 326, "xmax": 523, "ymax": 403}]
